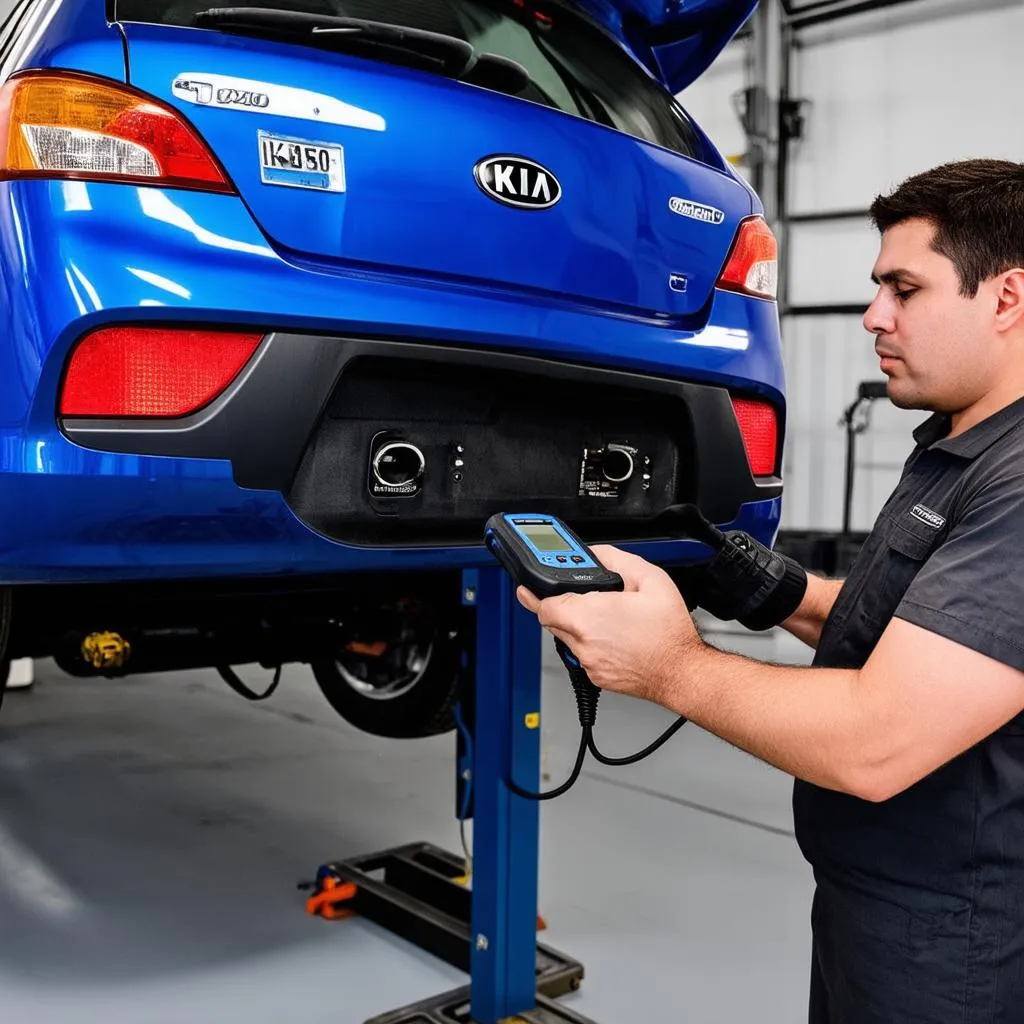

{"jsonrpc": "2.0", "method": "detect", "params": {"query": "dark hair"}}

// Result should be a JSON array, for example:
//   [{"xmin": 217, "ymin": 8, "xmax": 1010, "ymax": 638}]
[{"xmin": 869, "ymin": 159, "xmax": 1024, "ymax": 297}]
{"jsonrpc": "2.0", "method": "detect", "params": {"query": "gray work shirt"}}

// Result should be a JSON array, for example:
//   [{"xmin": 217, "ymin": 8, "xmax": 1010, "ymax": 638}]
[{"xmin": 794, "ymin": 395, "xmax": 1024, "ymax": 1023}]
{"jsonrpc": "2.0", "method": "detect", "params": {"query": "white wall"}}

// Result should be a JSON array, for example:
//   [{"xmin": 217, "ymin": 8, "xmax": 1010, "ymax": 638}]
[
  {"xmin": 678, "ymin": 42, "xmax": 750, "ymax": 172},
  {"xmin": 788, "ymin": 0, "xmax": 1024, "ymax": 220},
  {"xmin": 686, "ymin": 0, "xmax": 1024, "ymax": 533},
  {"xmin": 783, "ymin": 0, "xmax": 1024, "ymax": 531},
  {"xmin": 783, "ymin": 315, "xmax": 916, "ymax": 532}
]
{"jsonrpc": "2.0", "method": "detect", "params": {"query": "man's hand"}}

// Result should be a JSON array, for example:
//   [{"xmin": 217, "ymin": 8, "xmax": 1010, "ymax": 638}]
[{"xmin": 516, "ymin": 546, "xmax": 700, "ymax": 705}]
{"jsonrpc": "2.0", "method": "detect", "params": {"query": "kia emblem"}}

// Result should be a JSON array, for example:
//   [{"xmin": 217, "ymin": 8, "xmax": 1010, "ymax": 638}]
[{"xmin": 473, "ymin": 155, "xmax": 561, "ymax": 210}]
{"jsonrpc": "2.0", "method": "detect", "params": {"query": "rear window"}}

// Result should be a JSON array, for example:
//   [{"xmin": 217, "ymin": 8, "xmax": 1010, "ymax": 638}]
[{"xmin": 115, "ymin": 0, "xmax": 707, "ymax": 161}]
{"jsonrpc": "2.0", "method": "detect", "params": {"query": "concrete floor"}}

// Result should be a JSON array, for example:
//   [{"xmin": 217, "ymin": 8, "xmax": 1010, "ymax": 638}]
[{"xmin": 0, "ymin": 621, "xmax": 815, "ymax": 1024}]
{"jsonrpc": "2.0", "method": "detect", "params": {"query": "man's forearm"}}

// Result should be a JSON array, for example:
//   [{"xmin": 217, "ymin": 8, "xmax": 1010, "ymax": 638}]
[
  {"xmin": 779, "ymin": 574, "xmax": 845, "ymax": 648},
  {"xmin": 660, "ymin": 639, "xmax": 873, "ymax": 797}
]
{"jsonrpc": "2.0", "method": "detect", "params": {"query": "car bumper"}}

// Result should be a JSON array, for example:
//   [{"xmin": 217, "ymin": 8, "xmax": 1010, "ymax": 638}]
[{"xmin": 0, "ymin": 469, "xmax": 780, "ymax": 583}]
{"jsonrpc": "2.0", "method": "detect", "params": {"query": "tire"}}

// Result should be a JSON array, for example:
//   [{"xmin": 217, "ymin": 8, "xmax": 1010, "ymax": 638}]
[
  {"xmin": 0, "ymin": 589, "xmax": 12, "ymax": 712},
  {"xmin": 310, "ymin": 597, "xmax": 466, "ymax": 739}
]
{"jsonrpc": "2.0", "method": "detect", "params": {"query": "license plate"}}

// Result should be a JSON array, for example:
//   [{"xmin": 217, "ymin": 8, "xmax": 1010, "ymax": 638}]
[{"xmin": 258, "ymin": 131, "xmax": 345, "ymax": 193}]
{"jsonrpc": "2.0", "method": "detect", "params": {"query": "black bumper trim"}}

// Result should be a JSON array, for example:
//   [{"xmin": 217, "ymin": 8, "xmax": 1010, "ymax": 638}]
[{"xmin": 62, "ymin": 332, "xmax": 782, "ymax": 523}]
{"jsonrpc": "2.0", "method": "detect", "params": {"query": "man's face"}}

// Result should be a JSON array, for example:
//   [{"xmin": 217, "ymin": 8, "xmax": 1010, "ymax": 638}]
[{"xmin": 864, "ymin": 218, "xmax": 996, "ymax": 413}]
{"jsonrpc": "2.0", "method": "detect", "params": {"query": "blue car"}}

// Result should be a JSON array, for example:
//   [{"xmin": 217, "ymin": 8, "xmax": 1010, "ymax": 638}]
[{"xmin": 0, "ymin": 0, "xmax": 783, "ymax": 737}]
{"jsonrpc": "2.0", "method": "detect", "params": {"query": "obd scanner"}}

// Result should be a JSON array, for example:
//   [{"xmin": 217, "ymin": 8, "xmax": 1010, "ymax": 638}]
[
  {"xmin": 485, "ymin": 515, "xmax": 623, "ymax": 600},
  {"xmin": 485, "ymin": 513, "xmax": 687, "ymax": 800}
]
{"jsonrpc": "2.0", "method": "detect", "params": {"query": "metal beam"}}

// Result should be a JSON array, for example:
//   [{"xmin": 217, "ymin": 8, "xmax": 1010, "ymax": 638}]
[{"xmin": 469, "ymin": 567, "xmax": 543, "ymax": 1024}]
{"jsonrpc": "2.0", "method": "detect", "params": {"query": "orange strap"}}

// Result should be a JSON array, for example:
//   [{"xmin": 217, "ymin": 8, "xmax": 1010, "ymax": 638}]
[{"xmin": 305, "ymin": 877, "xmax": 358, "ymax": 920}]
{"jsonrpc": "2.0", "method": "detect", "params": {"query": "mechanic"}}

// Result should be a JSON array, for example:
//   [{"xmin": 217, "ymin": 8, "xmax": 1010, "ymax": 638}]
[{"xmin": 518, "ymin": 159, "xmax": 1024, "ymax": 1023}]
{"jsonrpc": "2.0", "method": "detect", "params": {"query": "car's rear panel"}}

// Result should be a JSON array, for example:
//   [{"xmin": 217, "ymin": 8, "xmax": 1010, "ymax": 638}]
[{"xmin": 119, "ymin": 22, "xmax": 748, "ymax": 321}]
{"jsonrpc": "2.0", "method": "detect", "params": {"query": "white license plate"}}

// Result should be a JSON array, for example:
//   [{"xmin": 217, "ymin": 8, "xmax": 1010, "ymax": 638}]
[{"xmin": 258, "ymin": 131, "xmax": 345, "ymax": 193}]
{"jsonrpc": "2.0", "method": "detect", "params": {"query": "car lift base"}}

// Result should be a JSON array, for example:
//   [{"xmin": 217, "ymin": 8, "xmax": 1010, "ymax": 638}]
[{"xmin": 306, "ymin": 842, "xmax": 596, "ymax": 1023}]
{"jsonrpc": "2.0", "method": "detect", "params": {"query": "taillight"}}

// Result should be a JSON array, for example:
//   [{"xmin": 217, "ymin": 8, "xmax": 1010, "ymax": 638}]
[
  {"xmin": 60, "ymin": 327, "xmax": 263, "ymax": 418},
  {"xmin": 717, "ymin": 216, "xmax": 778, "ymax": 300},
  {"xmin": 732, "ymin": 396, "xmax": 778, "ymax": 476},
  {"xmin": 0, "ymin": 70, "xmax": 234, "ymax": 193}
]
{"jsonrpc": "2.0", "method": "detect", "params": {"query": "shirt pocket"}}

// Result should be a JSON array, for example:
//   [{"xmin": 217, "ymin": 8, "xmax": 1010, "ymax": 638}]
[{"xmin": 858, "ymin": 517, "xmax": 944, "ymax": 629}]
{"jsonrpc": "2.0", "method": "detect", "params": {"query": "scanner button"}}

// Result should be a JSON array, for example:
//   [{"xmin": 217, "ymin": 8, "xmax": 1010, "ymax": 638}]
[
  {"xmin": 556, "ymin": 556, "xmax": 568, "ymax": 563},
  {"xmin": 571, "ymin": 556, "xmax": 585, "ymax": 564}
]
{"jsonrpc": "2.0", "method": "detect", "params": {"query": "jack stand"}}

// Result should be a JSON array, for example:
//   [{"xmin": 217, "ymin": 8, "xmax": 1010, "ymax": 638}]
[{"xmin": 306, "ymin": 568, "xmax": 601, "ymax": 1024}]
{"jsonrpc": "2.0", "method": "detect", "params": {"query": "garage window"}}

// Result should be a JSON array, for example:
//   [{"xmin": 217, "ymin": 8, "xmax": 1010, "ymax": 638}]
[{"xmin": 115, "ymin": 0, "xmax": 707, "ymax": 162}]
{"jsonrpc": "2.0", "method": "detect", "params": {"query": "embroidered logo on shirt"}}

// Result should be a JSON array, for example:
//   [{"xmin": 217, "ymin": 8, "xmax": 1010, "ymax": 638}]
[{"xmin": 910, "ymin": 504, "xmax": 946, "ymax": 530}]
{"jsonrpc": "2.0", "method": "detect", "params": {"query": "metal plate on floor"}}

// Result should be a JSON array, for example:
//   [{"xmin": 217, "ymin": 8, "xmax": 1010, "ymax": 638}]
[{"xmin": 365, "ymin": 988, "xmax": 600, "ymax": 1024}]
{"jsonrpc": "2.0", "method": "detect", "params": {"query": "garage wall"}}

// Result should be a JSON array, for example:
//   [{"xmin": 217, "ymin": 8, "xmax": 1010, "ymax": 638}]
[
  {"xmin": 779, "ymin": 0, "xmax": 1023, "ymax": 531},
  {"xmin": 678, "ymin": 40, "xmax": 749, "ymax": 173}
]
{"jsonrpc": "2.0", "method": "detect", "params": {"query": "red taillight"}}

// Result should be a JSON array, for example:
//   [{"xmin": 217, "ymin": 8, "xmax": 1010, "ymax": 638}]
[
  {"xmin": 60, "ymin": 327, "xmax": 263, "ymax": 418},
  {"xmin": 717, "ymin": 216, "xmax": 778, "ymax": 300},
  {"xmin": 732, "ymin": 396, "xmax": 778, "ymax": 476},
  {"xmin": 0, "ymin": 70, "xmax": 234, "ymax": 193}
]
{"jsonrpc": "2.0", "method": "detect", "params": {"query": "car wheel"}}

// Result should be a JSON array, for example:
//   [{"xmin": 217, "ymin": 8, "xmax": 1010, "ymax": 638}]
[
  {"xmin": 0, "ymin": 589, "xmax": 12, "ymax": 710},
  {"xmin": 310, "ymin": 599, "xmax": 466, "ymax": 739}
]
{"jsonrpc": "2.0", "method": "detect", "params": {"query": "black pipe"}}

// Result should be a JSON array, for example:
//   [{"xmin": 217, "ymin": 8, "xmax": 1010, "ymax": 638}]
[
  {"xmin": 789, "ymin": 0, "xmax": 931, "ymax": 31},
  {"xmin": 786, "ymin": 304, "xmax": 868, "ymax": 316},
  {"xmin": 52, "ymin": 623, "xmax": 313, "ymax": 678},
  {"xmin": 775, "ymin": 18, "xmax": 794, "ymax": 312},
  {"xmin": 785, "ymin": 0, "xmax": 863, "ymax": 18},
  {"xmin": 842, "ymin": 414, "xmax": 857, "ymax": 536},
  {"xmin": 787, "ymin": 208, "xmax": 870, "ymax": 224},
  {"xmin": 840, "ymin": 382, "xmax": 888, "ymax": 535}
]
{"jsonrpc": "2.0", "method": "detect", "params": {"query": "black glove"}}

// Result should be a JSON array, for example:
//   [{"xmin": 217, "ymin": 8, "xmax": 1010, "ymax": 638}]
[{"xmin": 661, "ymin": 505, "xmax": 808, "ymax": 632}]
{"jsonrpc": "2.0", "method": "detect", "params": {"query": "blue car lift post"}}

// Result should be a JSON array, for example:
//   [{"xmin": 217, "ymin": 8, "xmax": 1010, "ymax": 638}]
[{"xmin": 305, "ymin": 567, "xmax": 599, "ymax": 1023}]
